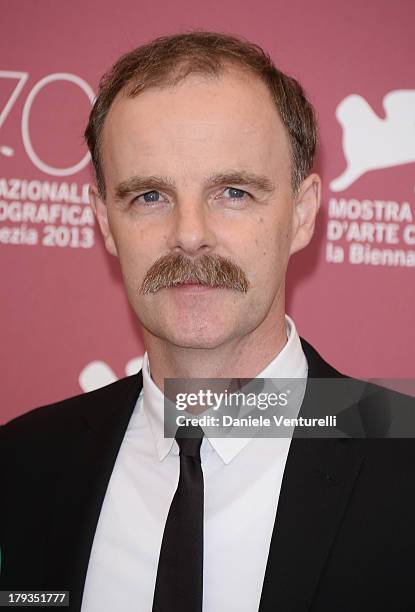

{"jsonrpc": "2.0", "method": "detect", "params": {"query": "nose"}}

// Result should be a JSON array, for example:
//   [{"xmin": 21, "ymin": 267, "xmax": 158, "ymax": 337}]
[{"xmin": 166, "ymin": 197, "xmax": 217, "ymax": 256}]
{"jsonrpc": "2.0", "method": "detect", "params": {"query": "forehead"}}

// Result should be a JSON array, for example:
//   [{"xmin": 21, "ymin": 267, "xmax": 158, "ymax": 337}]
[{"xmin": 101, "ymin": 67, "xmax": 292, "ymax": 186}]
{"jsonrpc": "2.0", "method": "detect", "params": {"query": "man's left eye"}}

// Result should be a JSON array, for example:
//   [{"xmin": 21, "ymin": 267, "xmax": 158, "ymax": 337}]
[{"xmin": 223, "ymin": 187, "xmax": 248, "ymax": 199}]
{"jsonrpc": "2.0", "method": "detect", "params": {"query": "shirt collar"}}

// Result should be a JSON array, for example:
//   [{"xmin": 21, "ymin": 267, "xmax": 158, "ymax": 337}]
[{"xmin": 142, "ymin": 315, "xmax": 308, "ymax": 463}]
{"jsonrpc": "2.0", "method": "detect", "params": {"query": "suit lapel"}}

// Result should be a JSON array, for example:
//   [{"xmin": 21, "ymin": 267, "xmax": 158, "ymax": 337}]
[
  {"xmin": 43, "ymin": 372, "xmax": 143, "ymax": 611},
  {"xmin": 259, "ymin": 339, "xmax": 365, "ymax": 611}
]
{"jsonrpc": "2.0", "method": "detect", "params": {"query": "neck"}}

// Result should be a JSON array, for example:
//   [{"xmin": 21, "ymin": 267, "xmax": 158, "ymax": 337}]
[{"xmin": 142, "ymin": 304, "xmax": 288, "ymax": 393}]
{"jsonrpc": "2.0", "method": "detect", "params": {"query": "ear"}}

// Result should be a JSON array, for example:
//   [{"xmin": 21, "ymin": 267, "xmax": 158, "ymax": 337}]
[
  {"xmin": 89, "ymin": 184, "xmax": 118, "ymax": 257},
  {"xmin": 289, "ymin": 173, "xmax": 321, "ymax": 256}
]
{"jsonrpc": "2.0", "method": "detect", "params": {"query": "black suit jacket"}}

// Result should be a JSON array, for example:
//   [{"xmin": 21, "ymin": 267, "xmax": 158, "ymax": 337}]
[{"xmin": 1, "ymin": 339, "xmax": 415, "ymax": 611}]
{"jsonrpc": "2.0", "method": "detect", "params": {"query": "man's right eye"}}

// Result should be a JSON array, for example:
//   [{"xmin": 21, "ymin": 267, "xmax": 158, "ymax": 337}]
[{"xmin": 134, "ymin": 190, "xmax": 161, "ymax": 203}]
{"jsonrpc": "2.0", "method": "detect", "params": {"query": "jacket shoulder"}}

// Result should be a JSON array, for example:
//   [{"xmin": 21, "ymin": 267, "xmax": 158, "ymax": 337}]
[
  {"xmin": 0, "ymin": 373, "xmax": 142, "ymax": 444},
  {"xmin": 300, "ymin": 337, "xmax": 415, "ymax": 437}
]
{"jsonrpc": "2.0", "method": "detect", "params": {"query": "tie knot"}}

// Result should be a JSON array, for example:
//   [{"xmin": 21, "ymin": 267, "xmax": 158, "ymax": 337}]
[{"xmin": 175, "ymin": 424, "xmax": 204, "ymax": 458}]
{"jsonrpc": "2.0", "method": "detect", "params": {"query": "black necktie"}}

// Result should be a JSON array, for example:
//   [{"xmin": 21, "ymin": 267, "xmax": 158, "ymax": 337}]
[{"xmin": 152, "ymin": 424, "xmax": 204, "ymax": 612}]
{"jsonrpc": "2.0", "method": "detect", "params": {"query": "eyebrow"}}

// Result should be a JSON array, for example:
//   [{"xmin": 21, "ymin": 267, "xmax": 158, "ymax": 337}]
[{"xmin": 113, "ymin": 171, "xmax": 275, "ymax": 201}]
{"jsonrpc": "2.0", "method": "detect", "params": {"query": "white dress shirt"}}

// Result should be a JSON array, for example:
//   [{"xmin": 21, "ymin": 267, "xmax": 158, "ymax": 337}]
[{"xmin": 81, "ymin": 315, "xmax": 308, "ymax": 612}]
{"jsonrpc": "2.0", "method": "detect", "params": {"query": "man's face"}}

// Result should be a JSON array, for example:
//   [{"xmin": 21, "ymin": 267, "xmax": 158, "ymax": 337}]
[{"xmin": 92, "ymin": 67, "xmax": 320, "ymax": 349}]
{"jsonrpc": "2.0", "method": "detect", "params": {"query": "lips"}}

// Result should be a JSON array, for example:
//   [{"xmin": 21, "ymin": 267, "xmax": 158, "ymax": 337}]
[
  {"xmin": 175, "ymin": 280, "xmax": 204, "ymax": 286},
  {"xmin": 171, "ymin": 281, "xmax": 218, "ymax": 292}
]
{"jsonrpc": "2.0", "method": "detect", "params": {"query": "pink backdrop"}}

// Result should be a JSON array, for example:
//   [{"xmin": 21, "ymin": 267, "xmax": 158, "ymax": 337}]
[{"xmin": 1, "ymin": 0, "xmax": 414, "ymax": 423}]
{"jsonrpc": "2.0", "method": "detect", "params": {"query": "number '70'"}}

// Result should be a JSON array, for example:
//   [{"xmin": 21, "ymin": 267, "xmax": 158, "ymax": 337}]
[{"xmin": 0, "ymin": 71, "xmax": 95, "ymax": 176}]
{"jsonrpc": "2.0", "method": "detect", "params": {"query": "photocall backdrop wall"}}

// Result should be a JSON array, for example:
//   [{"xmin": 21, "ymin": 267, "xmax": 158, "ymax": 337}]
[{"xmin": 1, "ymin": 0, "xmax": 414, "ymax": 423}]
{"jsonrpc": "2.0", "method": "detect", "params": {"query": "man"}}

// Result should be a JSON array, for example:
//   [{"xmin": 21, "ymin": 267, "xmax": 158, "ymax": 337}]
[{"xmin": 1, "ymin": 31, "xmax": 414, "ymax": 612}]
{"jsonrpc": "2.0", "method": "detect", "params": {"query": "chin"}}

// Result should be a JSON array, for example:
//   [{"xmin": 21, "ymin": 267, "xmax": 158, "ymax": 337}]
[{"xmin": 153, "ymin": 321, "xmax": 236, "ymax": 350}]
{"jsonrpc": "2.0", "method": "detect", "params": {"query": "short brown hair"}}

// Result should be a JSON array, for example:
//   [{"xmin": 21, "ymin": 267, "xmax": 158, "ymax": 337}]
[{"xmin": 85, "ymin": 31, "xmax": 318, "ymax": 198}]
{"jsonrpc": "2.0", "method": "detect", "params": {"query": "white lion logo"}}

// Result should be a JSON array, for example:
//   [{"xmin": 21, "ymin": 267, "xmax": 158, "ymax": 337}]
[
  {"xmin": 330, "ymin": 90, "xmax": 415, "ymax": 192},
  {"xmin": 79, "ymin": 357, "xmax": 144, "ymax": 392}
]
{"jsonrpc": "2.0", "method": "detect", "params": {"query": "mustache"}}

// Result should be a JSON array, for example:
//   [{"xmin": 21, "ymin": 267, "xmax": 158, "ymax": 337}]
[{"xmin": 140, "ymin": 253, "xmax": 250, "ymax": 294}]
